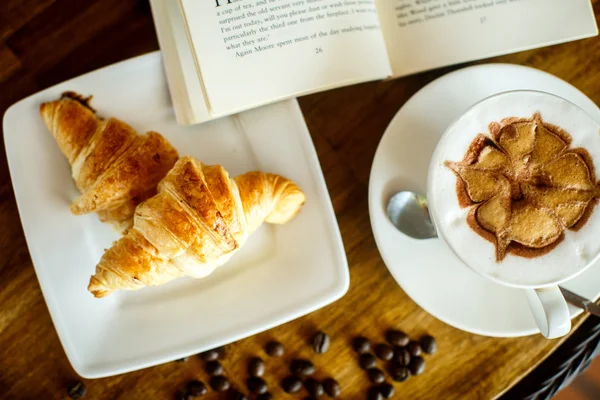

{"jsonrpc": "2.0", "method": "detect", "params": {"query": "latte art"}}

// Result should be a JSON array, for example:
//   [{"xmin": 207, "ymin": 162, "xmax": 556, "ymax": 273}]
[
  {"xmin": 428, "ymin": 91, "xmax": 600, "ymax": 287},
  {"xmin": 445, "ymin": 113, "xmax": 600, "ymax": 261}
]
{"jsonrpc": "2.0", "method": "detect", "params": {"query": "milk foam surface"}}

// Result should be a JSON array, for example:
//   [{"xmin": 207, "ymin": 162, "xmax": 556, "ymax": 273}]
[{"xmin": 428, "ymin": 91, "xmax": 600, "ymax": 287}]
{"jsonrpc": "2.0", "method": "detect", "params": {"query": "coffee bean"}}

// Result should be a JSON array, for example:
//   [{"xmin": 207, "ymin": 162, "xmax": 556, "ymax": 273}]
[
  {"xmin": 374, "ymin": 344, "xmax": 394, "ymax": 361},
  {"xmin": 420, "ymin": 335, "xmax": 437, "ymax": 354},
  {"xmin": 175, "ymin": 390, "xmax": 190, "ymax": 400},
  {"xmin": 388, "ymin": 362, "xmax": 410, "ymax": 382},
  {"xmin": 205, "ymin": 360, "xmax": 224, "ymax": 376},
  {"xmin": 257, "ymin": 393, "xmax": 273, "ymax": 400},
  {"xmin": 210, "ymin": 376, "xmax": 231, "ymax": 392},
  {"xmin": 368, "ymin": 386, "xmax": 383, "ymax": 400},
  {"xmin": 291, "ymin": 359, "xmax": 315, "ymax": 376},
  {"xmin": 229, "ymin": 390, "xmax": 247, "ymax": 400},
  {"xmin": 67, "ymin": 381, "xmax": 87, "ymax": 399},
  {"xmin": 386, "ymin": 330, "xmax": 409, "ymax": 347},
  {"xmin": 359, "ymin": 353, "xmax": 377, "ymax": 370},
  {"xmin": 409, "ymin": 356, "xmax": 426, "ymax": 375},
  {"xmin": 312, "ymin": 331, "xmax": 331, "ymax": 354},
  {"xmin": 353, "ymin": 336, "xmax": 371, "ymax": 353},
  {"xmin": 407, "ymin": 341, "xmax": 422, "ymax": 357},
  {"xmin": 247, "ymin": 377, "xmax": 268, "ymax": 394},
  {"xmin": 249, "ymin": 356, "xmax": 265, "ymax": 377},
  {"xmin": 186, "ymin": 380, "xmax": 207, "ymax": 396},
  {"xmin": 305, "ymin": 378, "xmax": 324, "ymax": 397},
  {"xmin": 200, "ymin": 349, "xmax": 220, "ymax": 361},
  {"xmin": 367, "ymin": 368, "xmax": 385, "ymax": 384},
  {"xmin": 281, "ymin": 376, "xmax": 303, "ymax": 393},
  {"xmin": 175, "ymin": 357, "xmax": 189, "ymax": 363},
  {"xmin": 394, "ymin": 347, "xmax": 411, "ymax": 366},
  {"xmin": 323, "ymin": 378, "xmax": 341, "ymax": 398},
  {"xmin": 265, "ymin": 340, "xmax": 284, "ymax": 357},
  {"xmin": 379, "ymin": 383, "xmax": 395, "ymax": 398}
]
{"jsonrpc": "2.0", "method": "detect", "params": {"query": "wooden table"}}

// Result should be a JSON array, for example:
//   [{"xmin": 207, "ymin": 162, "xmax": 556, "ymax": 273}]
[{"xmin": 1, "ymin": 1, "xmax": 599, "ymax": 399}]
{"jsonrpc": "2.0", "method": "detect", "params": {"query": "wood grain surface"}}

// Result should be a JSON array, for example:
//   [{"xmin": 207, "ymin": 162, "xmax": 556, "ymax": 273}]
[{"xmin": 1, "ymin": 1, "xmax": 599, "ymax": 399}]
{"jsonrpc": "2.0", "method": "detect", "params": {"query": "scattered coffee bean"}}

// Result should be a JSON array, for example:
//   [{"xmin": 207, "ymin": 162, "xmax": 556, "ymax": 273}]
[
  {"xmin": 394, "ymin": 347, "xmax": 411, "ymax": 366},
  {"xmin": 249, "ymin": 356, "xmax": 266, "ymax": 377},
  {"xmin": 175, "ymin": 390, "xmax": 190, "ymax": 400},
  {"xmin": 67, "ymin": 381, "xmax": 87, "ymax": 399},
  {"xmin": 210, "ymin": 376, "xmax": 231, "ymax": 392},
  {"xmin": 374, "ymin": 343, "xmax": 394, "ymax": 361},
  {"xmin": 388, "ymin": 362, "xmax": 410, "ymax": 382},
  {"xmin": 175, "ymin": 357, "xmax": 189, "ymax": 363},
  {"xmin": 312, "ymin": 331, "xmax": 331, "ymax": 354},
  {"xmin": 323, "ymin": 378, "xmax": 341, "ymax": 398},
  {"xmin": 368, "ymin": 386, "xmax": 383, "ymax": 400},
  {"xmin": 216, "ymin": 346, "xmax": 227, "ymax": 358},
  {"xmin": 229, "ymin": 390, "xmax": 247, "ymax": 400},
  {"xmin": 257, "ymin": 393, "xmax": 273, "ymax": 400},
  {"xmin": 409, "ymin": 356, "xmax": 426, "ymax": 375},
  {"xmin": 186, "ymin": 380, "xmax": 207, "ymax": 396},
  {"xmin": 359, "ymin": 353, "xmax": 377, "ymax": 370},
  {"xmin": 199, "ymin": 349, "xmax": 220, "ymax": 361},
  {"xmin": 353, "ymin": 336, "xmax": 371, "ymax": 353},
  {"xmin": 420, "ymin": 335, "xmax": 437, "ymax": 354},
  {"xmin": 281, "ymin": 376, "xmax": 303, "ymax": 393},
  {"xmin": 291, "ymin": 359, "xmax": 315, "ymax": 376},
  {"xmin": 247, "ymin": 377, "xmax": 268, "ymax": 395},
  {"xmin": 386, "ymin": 330, "xmax": 409, "ymax": 347},
  {"xmin": 378, "ymin": 383, "xmax": 395, "ymax": 399},
  {"xmin": 265, "ymin": 340, "xmax": 284, "ymax": 357},
  {"xmin": 305, "ymin": 378, "xmax": 325, "ymax": 397},
  {"xmin": 367, "ymin": 368, "xmax": 385, "ymax": 384},
  {"xmin": 205, "ymin": 360, "xmax": 224, "ymax": 376},
  {"xmin": 407, "ymin": 341, "xmax": 422, "ymax": 357}
]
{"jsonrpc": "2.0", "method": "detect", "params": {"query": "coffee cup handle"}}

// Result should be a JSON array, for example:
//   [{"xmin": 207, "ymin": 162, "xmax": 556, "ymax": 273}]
[{"xmin": 524, "ymin": 286, "xmax": 571, "ymax": 339}]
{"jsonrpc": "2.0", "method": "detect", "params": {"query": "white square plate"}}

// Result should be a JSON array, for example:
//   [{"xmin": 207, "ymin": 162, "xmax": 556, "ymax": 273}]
[{"xmin": 3, "ymin": 52, "xmax": 349, "ymax": 378}]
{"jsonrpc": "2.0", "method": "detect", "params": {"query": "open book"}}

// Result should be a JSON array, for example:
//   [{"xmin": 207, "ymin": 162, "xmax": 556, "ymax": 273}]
[{"xmin": 150, "ymin": 0, "xmax": 598, "ymax": 125}]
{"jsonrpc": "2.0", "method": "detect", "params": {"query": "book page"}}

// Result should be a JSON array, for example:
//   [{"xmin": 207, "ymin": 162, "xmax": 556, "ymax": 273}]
[
  {"xmin": 376, "ymin": 0, "xmax": 598, "ymax": 77},
  {"xmin": 179, "ymin": 0, "xmax": 391, "ymax": 115}
]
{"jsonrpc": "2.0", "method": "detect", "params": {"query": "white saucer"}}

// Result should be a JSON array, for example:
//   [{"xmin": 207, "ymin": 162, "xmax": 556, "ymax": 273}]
[{"xmin": 368, "ymin": 64, "xmax": 600, "ymax": 337}]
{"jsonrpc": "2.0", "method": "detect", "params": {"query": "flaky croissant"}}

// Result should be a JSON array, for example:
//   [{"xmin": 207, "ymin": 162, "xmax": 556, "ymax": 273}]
[
  {"xmin": 88, "ymin": 156, "xmax": 306, "ymax": 297},
  {"xmin": 40, "ymin": 92, "xmax": 179, "ymax": 232}
]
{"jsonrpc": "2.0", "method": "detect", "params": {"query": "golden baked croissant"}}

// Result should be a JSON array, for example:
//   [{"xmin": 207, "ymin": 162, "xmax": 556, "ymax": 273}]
[
  {"xmin": 40, "ymin": 92, "xmax": 179, "ymax": 232},
  {"xmin": 88, "ymin": 156, "xmax": 306, "ymax": 297}
]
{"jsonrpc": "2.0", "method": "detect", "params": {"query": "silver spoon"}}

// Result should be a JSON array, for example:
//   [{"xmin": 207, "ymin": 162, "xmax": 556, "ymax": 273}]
[
  {"xmin": 386, "ymin": 191, "xmax": 437, "ymax": 239},
  {"xmin": 386, "ymin": 191, "xmax": 600, "ymax": 316}
]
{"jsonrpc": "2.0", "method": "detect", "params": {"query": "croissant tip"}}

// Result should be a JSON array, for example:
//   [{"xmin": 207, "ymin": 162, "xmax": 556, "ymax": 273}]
[
  {"xmin": 60, "ymin": 91, "xmax": 96, "ymax": 113},
  {"xmin": 90, "ymin": 290, "xmax": 111, "ymax": 298},
  {"xmin": 39, "ymin": 101, "xmax": 54, "ymax": 120},
  {"xmin": 69, "ymin": 203, "xmax": 85, "ymax": 215},
  {"xmin": 88, "ymin": 280, "xmax": 112, "ymax": 298}
]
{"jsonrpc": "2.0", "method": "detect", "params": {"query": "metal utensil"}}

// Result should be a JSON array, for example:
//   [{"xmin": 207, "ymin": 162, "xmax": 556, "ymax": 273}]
[
  {"xmin": 559, "ymin": 287, "xmax": 600, "ymax": 317},
  {"xmin": 386, "ymin": 191, "xmax": 437, "ymax": 240}
]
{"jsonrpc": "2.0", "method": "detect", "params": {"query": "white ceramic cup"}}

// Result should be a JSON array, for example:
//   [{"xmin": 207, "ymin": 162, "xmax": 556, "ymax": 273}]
[{"xmin": 427, "ymin": 91, "xmax": 600, "ymax": 339}]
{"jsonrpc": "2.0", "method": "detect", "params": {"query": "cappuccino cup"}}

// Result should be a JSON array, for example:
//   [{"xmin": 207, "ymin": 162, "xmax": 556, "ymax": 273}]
[{"xmin": 427, "ymin": 91, "xmax": 600, "ymax": 338}]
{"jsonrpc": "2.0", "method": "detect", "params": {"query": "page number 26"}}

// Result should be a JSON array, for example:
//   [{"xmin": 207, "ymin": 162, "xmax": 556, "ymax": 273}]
[{"xmin": 315, "ymin": 47, "xmax": 323, "ymax": 54}]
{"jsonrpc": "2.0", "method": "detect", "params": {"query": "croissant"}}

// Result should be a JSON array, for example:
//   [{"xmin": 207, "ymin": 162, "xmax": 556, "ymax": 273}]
[
  {"xmin": 88, "ymin": 156, "xmax": 306, "ymax": 297},
  {"xmin": 40, "ymin": 92, "xmax": 179, "ymax": 232}
]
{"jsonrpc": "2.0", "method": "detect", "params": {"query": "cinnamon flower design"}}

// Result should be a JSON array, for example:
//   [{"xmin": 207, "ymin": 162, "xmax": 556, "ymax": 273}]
[{"xmin": 446, "ymin": 113, "xmax": 600, "ymax": 261}]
